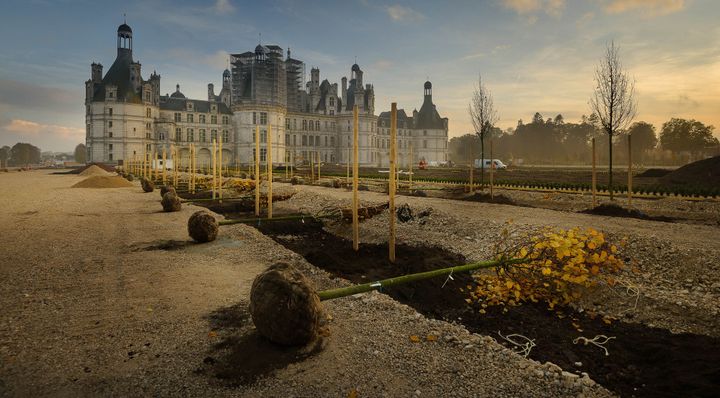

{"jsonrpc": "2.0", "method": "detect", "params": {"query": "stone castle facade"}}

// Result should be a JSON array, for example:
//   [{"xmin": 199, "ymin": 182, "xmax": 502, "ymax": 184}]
[{"xmin": 85, "ymin": 23, "xmax": 448, "ymax": 167}]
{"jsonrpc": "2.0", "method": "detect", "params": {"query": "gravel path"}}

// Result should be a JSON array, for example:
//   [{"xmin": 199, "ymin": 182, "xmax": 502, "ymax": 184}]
[{"xmin": 0, "ymin": 171, "xmax": 612, "ymax": 397}]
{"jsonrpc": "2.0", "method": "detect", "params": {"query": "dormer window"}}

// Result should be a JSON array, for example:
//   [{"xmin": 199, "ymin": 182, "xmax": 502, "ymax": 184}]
[
  {"xmin": 211, "ymin": 105, "xmax": 217, "ymax": 112},
  {"xmin": 186, "ymin": 102, "xmax": 193, "ymax": 111}
]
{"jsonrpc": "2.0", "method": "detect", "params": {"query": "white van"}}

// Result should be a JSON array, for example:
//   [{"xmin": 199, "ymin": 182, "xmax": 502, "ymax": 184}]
[{"xmin": 474, "ymin": 159, "xmax": 507, "ymax": 169}]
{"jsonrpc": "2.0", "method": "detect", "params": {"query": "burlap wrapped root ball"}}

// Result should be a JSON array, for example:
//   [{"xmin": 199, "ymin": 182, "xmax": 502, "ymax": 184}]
[
  {"xmin": 187, "ymin": 210, "xmax": 218, "ymax": 243},
  {"xmin": 161, "ymin": 191, "xmax": 181, "ymax": 212},
  {"xmin": 126, "ymin": 174, "xmax": 134, "ymax": 182},
  {"xmin": 250, "ymin": 262, "xmax": 324, "ymax": 346},
  {"xmin": 160, "ymin": 184, "xmax": 176, "ymax": 197},
  {"xmin": 141, "ymin": 178, "xmax": 155, "ymax": 192}
]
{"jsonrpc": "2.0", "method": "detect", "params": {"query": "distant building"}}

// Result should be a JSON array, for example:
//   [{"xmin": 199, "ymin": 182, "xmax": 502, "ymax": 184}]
[{"xmin": 85, "ymin": 23, "xmax": 448, "ymax": 166}]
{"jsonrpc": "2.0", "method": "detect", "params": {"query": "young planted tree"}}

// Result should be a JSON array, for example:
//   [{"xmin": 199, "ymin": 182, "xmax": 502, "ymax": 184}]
[
  {"xmin": 468, "ymin": 75, "xmax": 499, "ymax": 188},
  {"xmin": 74, "ymin": 143, "xmax": 87, "ymax": 164},
  {"xmin": 590, "ymin": 41, "xmax": 637, "ymax": 200}
]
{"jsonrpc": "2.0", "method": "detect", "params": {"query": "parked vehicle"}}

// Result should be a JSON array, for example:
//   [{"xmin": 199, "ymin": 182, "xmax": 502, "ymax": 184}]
[{"xmin": 474, "ymin": 159, "xmax": 507, "ymax": 169}]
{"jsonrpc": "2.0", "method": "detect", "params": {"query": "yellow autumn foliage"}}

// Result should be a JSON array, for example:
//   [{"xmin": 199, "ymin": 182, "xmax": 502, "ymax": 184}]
[{"xmin": 469, "ymin": 228, "xmax": 624, "ymax": 310}]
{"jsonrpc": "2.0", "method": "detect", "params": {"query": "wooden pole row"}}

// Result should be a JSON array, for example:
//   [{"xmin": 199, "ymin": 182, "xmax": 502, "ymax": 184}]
[
  {"xmin": 389, "ymin": 103, "xmax": 397, "ymax": 262},
  {"xmin": 352, "ymin": 105, "xmax": 359, "ymax": 252}
]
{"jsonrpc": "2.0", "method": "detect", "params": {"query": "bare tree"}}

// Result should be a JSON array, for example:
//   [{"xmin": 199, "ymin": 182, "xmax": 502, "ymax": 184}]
[
  {"xmin": 468, "ymin": 75, "xmax": 499, "ymax": 188},
  {"xmin": 590, "ymin": 41, "xmax": 637, "ymax": 200}
]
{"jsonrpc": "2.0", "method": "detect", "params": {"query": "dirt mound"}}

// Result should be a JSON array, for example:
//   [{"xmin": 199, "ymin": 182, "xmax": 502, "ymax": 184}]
[
  {"xmin": 72, "ymin": 176, "xmax": 134, "ymax": 188},
  {"xmin": 636, "ymin": 168, "xmax": 671, "ymax": 178},
  {"xmin": 581, "ymin": 203, "xmax": 673, "ymax": 222},
  {"xmin": 464, "ymin": 192, "xmax": 515, "ymax": 205},
  {"xmin": 660, "ymin": 156, "xmax": 720, "ymax": 186},
  {"xmin": 69, "ymin": 163, "xmax": 116, "ymax": 175},
  {"xmin": 79, "ymin": 165, "xmax": 111, "ymax": 176}
]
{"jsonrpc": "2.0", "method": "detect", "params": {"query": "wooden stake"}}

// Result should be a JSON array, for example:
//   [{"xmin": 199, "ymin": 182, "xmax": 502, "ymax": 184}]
[
  {"xmin": 389, "ymin": 103, "xmax": 397, "ymax": 263},
  {"xmin": 267, "ymin": 124, "xmax": 273, "ymax": 219},
  {"xmin": 469, "ymin": 146, "xmax": 474, "ymax": 193},
  {"xmin": 346, "ymin": 147, "xmax": 350, "ymax": 184},
  {"xmin": 310, "ymin": 151, "xmax": 315, "ymax": 182},
  {"xmin": 255, "ymin": 125, "xmax": 260, "ymax": 216},
  {"xmin": 219, "ymin": 134, "xmax": 223, "ymax": 203},
  {"xmin": 317, "ymin": 151, "xmax": 321, "ymax": 181},
  {"xmin": 409, "ymin": 143, "xmax": 413, "ymax": 191},
  {"xmin": 352, "ymin": 105, "xmax": 360, "ymax": 251},
  {"xmin": 591, "ymin": 137, "xmax": 597, "ymax": 207},
  {"xmin": 490, "ymin": 138, "xmax": 494, "ymax": 199},
  {"xmin": 162, "ymin": 148, "xmax": 167, "ymax": 185},
  {"xmin": 628, "ymin": 133, "xmax": 632, "ymax": 206},
  {"xmin": 212, "ymin": 138, "xmax": 217, "ymax": 200}
]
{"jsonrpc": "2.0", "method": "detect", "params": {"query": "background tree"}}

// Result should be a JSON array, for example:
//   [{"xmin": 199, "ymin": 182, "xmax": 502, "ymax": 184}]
[
  {"xmin": 589, "ymin": 41, "xmax": 637, "ymax": 200},
  {"xmin": 9, "ymin": 143, "xmax": 41, "ymax": 167},
  {"xmin": 74, "ymin": 143, "xmax": 87, "ymax": 163},
  {"xmin": 0, "ymin": 145, "xmax": 10, "ymax": 168},
  {"xmin": 468, "ymin": 74, "xmax": 499, "ymax": 188},
  {"xmin": 621, "ymin": 121, "xmax": 657, "ymax": 164},
  {"xmin": 659, "ymin": 118, "xmax": 718, "ymax": 157}
]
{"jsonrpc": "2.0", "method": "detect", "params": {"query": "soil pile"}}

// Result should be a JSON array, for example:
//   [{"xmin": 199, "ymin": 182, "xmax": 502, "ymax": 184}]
[
  {"xmin": 69, "ymin": 163, "xmax": 116, "ymax": 175},
  {"xmin": 636, "ymin": 168, "xmax": 671, "ymax": 178},
  {"xmin": 464, "ymin": 192, "xmax": 515, "ymax": 205},
  {"xmin": 72, "ymin": 176, "xmax": 133, "ymax": 188},
  {"xmin": 79, "ymin": 165, "xmax": 111, "ymax": 177},
  {"xmin": 659, "ymin": 156, "xmax": 720, "ymax": 186},
  {"xmin": 581, "ymin": 203, "xmax": 674, "ymax": 222}
]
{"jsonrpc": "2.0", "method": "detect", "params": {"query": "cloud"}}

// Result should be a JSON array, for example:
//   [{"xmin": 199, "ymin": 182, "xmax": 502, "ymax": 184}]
[
  {"xmin": 371, "ymin": 59, "xmax": 394, "ymax": 71},
  {"xmin": 386, "ymin": 5, "xmax": 425, "ymax": 22},
  {"xmin": 576, "ymin": 12, "xmax": 595, "ymax": 28},
  {"xmin": 3, "ymin": 119, "xmax": 84, "ymax": 142},
  {"xmin": 0, "ymin": 79, "xmax": 79, "ymax": 114},
  {"xmin": 603, "ymin": 0, "xmax": 686, "ymax": 16},
  {"xmin": 500, "ymin": 0, "xmax": 565, "ymax": 17},
  {"xmin": 213, "ymin": 0, "xmax": 234, "ymax": 14}
]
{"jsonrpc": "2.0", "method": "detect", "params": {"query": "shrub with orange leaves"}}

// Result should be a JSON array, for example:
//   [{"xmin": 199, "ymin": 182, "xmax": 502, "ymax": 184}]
[{"xmin": 468, "ymin": 228, "xmax": 624, "ymax": 311}]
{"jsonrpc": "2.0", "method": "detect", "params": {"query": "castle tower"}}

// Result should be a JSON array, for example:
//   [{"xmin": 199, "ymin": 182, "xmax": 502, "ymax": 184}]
[{"xmin": 117, "ymin": 22, "xmax": 132, "ymax": 57}]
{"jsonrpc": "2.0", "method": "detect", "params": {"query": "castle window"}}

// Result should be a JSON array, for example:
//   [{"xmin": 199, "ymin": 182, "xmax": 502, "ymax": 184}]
[
  {"xmin": 260, "ymin": 112, "xmax": 267, "ymax": 125},
  {"xmin": 187, "ymin": 102, "xmax": 193, "ymax": 111},
  {"xmin": 253, "ymin": 112, "xmax": 256, "ymax": 124},
  {"xmin": 211, "ymin": 105, "xmax": 217, "ymax": 112},
  {"xmin": 223, "ymin": 130, "xmax": 229, "ymax": 143},
  {"xmin": 315, "ymin": 121, "xmax": 320, "ymax": 130},
  {"xmin": 285, "ymin": 134, "xmax": 290, "ymax": 144},
  {"xmin": 316, "ymin": 135, "xmax": 320, "ymax": 147},
  {"xmin": 174, "ymin": 113, "xmax": 181, "ymax": 122},
  {"xmin": 146, "ymin": 108, "xmax": 151, "ymax": 118},
  {"xmin": 330, "ymin": 136, "xmax": 335, "ymax": 146},
  {"xmin": 109, "ymin": 144, "xmax": 113, "ymax": 150},
  {"xmin": 329, "ymin": 110, "xmax": 334, "ymax": 116},
  {"xmin": 187, "ymin": 114, "xmax": 194, "ymax": 123},
  {"xmin": 146, "ymin": 123, "xmax": 152, "ymax": 130},
  {"xmin": 175, "ymin": 128, "xmax": 182, "ymax": 142},
  {"xmin": 108, "ymin": 121, "xmax": 113, "ymax": 128},
  {"xmin": 109, "ymin": 132, "xmax": 113, "ymax": 138},
  {"xmin": 302, "ymin": 135, "xmax": 307, "ymax": 146},
  {"xmin": 260, "ymin": 148, "xmax": 266, "ymax": 162},
  {"xmin": 222, "ymin": 115, "xmax": 229, "ymax": 125},
  {"xmin": 293, "ymin": 135, "xmax": 297, "ymax": 146},
  {"xmin": 324, "ymin": 136, "xmax": 328, "ymax": 146},
  {"xmin": 423, "ymin": 140, "xmax": 427, "ymax": 148},
  {"xmin": 211, "ymin": 130, "xmax": 217, "ymax": 141},
  {"xmin": 329, "ymin": 97, "xmax": 334, "ymax": 106},
  {"xmin": 158, "ymin": 132, "xmax": 165, "ymax": 140},
  {"xmin": 109, "ymin": 153, "xmax": 113, "ymax": 161},
  {"xmin": 302, "ymin": 120, "xmax": 307, "ymax": 130},
  {"xmin": 199, "ymin": 129, "xmax": 206, "ymax": 142},
  {"xmin": 108, "ymin": 108, "xmax": 113, "ymax": 116},
  {"xmin": 260, "ymin": 130, "xmax": 267, "ymax": 143},
  {"xmin": 286, "ymin": 119, "xmax": 291, "ymax": 129},
  {"xmin": 211, "ymin": 115, "xmax": 217, "ymax": 124},
  {"xmin": 109, "ymin": 92, "xmax": 114, "ymax": 98},
  {"xmin": 308, "ymin": 121, "xmax": 313, "ymax": 131},
  {"xmin": 293, "ymin": 119, "xmax": 297, "ymax": 129},
  {"xmin": 199, "ymin": 114, "xmax": 206, "ymax": 124},
  {"xmin": 187, "ymin": 128, "xmax": 194, "ymax": 142}
]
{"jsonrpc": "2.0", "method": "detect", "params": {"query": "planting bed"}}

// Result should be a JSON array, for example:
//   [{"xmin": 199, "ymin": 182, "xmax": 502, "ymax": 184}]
[{"xmin": 245, "ymin": 217, "xmax": 719, "ymax": 398}]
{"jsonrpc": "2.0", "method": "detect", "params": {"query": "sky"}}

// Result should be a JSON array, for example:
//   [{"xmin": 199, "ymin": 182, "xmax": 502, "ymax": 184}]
[{"xmin": 0, "ymin": 0, "xmax": 718, "ymax": 152}]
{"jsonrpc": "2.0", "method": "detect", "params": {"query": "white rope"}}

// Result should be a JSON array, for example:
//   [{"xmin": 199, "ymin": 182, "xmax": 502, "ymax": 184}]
[
  {"xmin": 573, "ymin": 335, "xmax": 616, "ymax": 356},
  {"xmin": 497, "ymin": 331, "xmax": 536, "ymax": 358}
]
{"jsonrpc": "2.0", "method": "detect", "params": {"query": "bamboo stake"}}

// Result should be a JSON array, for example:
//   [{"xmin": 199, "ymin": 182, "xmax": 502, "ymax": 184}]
[
  {"xmin": 346, "ymin": 147, "xmax": 350, "ymax": 185},
  {"xmin": 255, "ymin": 125, "xmax": 261, "ymax": 216},
  {"xmin": 162, "ymin": 148, "xmax": 167, "ymax": 185},
  {"xmin": 192, "ymin": 144, "xmax": 196, "ymax": 193},
  {"xmin": 469, "ymin": 146, "xmax": 474, "ymax": 193},
  {"xmin": 409, "ymin": 143, "xmax": 413, "ymax": 191},
  {"xmin": 317, "ymin": 151, "xmax": 321, "ymax": 181},
  {"xmin": 352, "ymin": 105, "xmax": 360, "ymax": 251},
  {"xmin": 267, "ymin": 124, "xmax": 273, "ymax": 219},
  {"xmin": 592, "ymin": 138, "xmax": 597, "ymax": 207},
  {"xmin": 389, "ymin": 103, "xmax": 397, "ymax": 263},
  {"xmin": 310, "ymin": 151, "xmax": 315, "ymax": 182},
  {"xmin": 219, "ymin": 134, "xmax": 223, "ymax": 203},
  {"xmin": 317, "ymin": 258, "xmax": 526, "ymax": 301},
  {"xmin": 490, "ymin": 138, "xmax": 494, "ymax": 199},
  {"xmin": 212, "ymin": 138, "xmax": 217, "ymax": 200},
  {"xmin": 627, "ymin": 133, "xmax": 632, "ymax": 206}
]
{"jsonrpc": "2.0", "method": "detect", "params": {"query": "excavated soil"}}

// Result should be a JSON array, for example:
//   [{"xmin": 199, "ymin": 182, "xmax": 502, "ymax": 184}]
[
  {"xmin": 660, "ymin": 156, "xmax": 720, "ymax": 187},
  {"xmin": 71, "ymin": 175, "xmax": 134, "ymax": 188},
  {"xmin": 581, "ymin": 204, "xmax": 675, "ymax": 222},
  {"xmin": 253, "ymin": 218, "xmax": 720, "ymax": 398},
  {"xmin": 78, "ymin": 165, "xmax": 111, "ymax": 177}
]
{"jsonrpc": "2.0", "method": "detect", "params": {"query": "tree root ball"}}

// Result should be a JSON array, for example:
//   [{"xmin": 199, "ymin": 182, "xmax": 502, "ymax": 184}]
[
  {"xmin": 126, "ymin": 174, "xmax": 134, "ymax": 182},
  {"xmin": 160, "ymin": 185, "xmax": 176, "ymax": 197},
  {"xmin": 161, "ymin": 192, "xmax": 181, "ymax": 212},
  {"xmin": 249, "ymin": 262, "xmax": 324, "ymax": 346},
  {"xmin": 141, "ymin": 178, "xmax": 155, "ymax": 192},
  {"xmin": 187, "ymin": 211, "xmax": 218, "ymax": 242}
]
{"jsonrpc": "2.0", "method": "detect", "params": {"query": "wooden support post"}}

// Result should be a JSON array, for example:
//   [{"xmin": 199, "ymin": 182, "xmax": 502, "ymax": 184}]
[
  {"xmin": 255, "ymin": 125, "xmax": 260, "ymax": 217},
  {"xmin": 389, "ymin": 103, "xmax": 397, "ymax": 262},
  {"xmin": 267, "ymin": 124, "xmax": 273, "ymax": 219},
  {"xmin": 591, "ymin": 137, "xmax": 597, "ymax": 207},
  {"xmin": 317, "ymin": 151, "xmax": 321, "ymax": 181},
  {"xmin": 310, "ymin": 151, "xmax": 315, "ymax": 182},
  {"xmin": 346, "ymin": 147, "xmax": 350, "ymax": 185},
  {"xmin": 212, "ymin": 139, "xmax": 217, "ymax": 200},
  {"xmin": 469, "ymin": 147, "xmax": 474, "ymax": 193},
  {"xmin": 219, "ymin": 134, "xmax": 223, "ymax": 203},
  {"xmin": 162, "ymin": 148, "xmax": 167, "ymax": 185},
  {"xmin": 409, "ymin": 143, "xmax": 413, "ymax": 191},
  {"xmin": 490, "ymin": 138, "xmax": 494, "ymax": 199},
  {"xmin": 628, "ymin": 134, "xmax": 632, "ymax": 206},
  {"xmin": 352, "ymin": 105, "xmax": 360, "ymax": 251},
  {"xmin": 142, "ymin": 145, "xmax": 146, "ymax": 179}
]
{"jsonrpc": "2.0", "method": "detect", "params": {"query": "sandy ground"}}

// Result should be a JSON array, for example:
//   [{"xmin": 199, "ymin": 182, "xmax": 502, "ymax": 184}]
[{"xmin": 0, "ymin": 170, "xmax": 613, "ymax": 397}]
